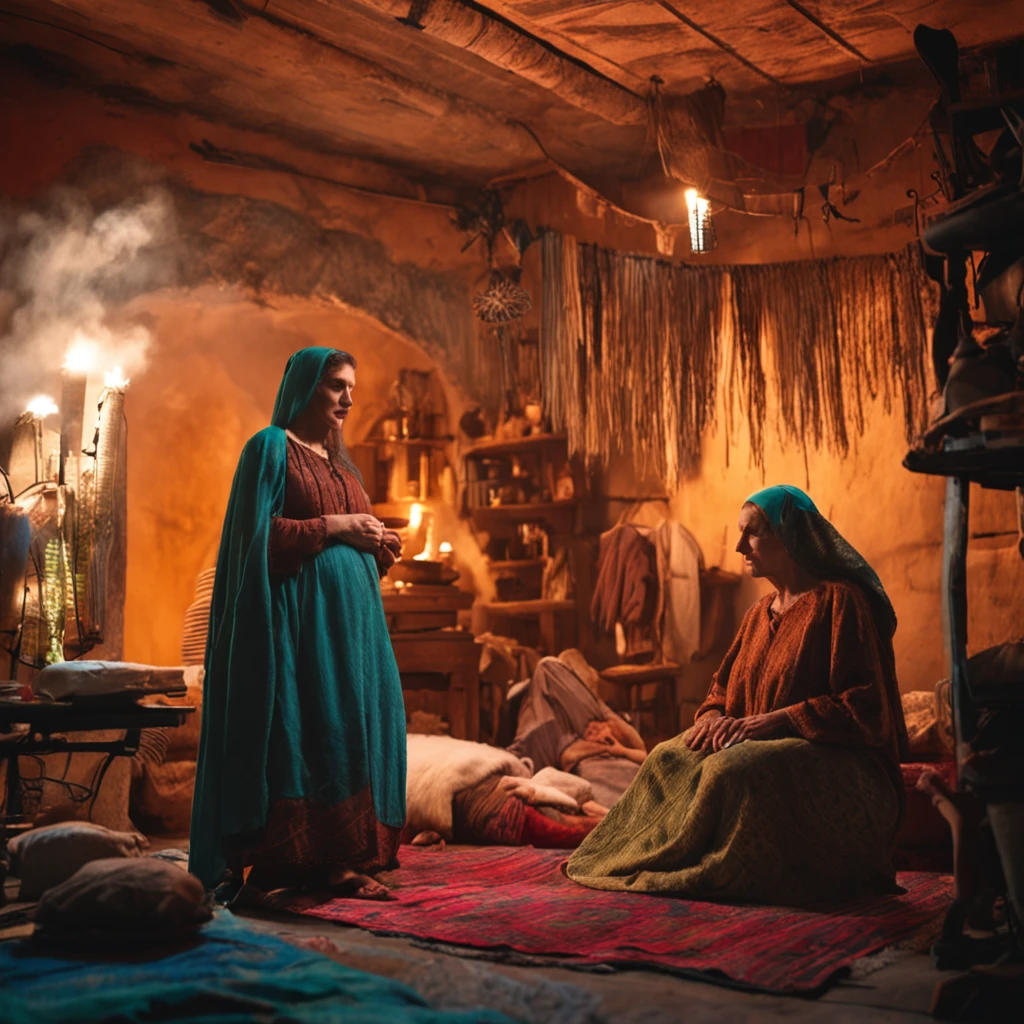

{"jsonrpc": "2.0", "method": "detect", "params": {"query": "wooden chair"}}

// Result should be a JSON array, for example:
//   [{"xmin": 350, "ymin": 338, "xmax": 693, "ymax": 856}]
[{"xmin": 598, "ymin": 661, "xmax": 681, "ymax": 747}]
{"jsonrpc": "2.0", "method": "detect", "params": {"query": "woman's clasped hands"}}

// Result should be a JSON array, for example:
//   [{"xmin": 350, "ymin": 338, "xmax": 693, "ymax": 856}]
[
  {"xmin": 325, "ymin": 513, "xmax": 385, "ymax": 552},
  {"xmin": 684, "ymin": 709, "xmax": 790, "ymax": 753}
]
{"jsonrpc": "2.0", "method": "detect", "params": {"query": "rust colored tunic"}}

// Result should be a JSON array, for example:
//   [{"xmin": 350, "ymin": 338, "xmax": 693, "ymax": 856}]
[
  {"xmin": 568, "ymin": 580, "xmax": 909, "ymax": 903},
  {"xmin": 269, "ymin": 438, "xmax": 399, "ymax": 578},
  {"xmin": 242, "ymin": 439, "xmax": 402, "ymax": 886},
  {"xmin": 696, "ymin": 579, "xmax": 909, "ymax": 796}
]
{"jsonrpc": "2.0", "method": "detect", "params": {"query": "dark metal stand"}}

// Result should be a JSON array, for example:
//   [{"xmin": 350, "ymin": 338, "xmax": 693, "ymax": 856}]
[
  {"xmin": 905, "ymin": 441, "xmax": 1024, "ymax": 783},
  {"xmin": 0, "ymin": 701, "xmax": 194, "ymax": 824},
  {"xmin": 942, "ymin": 475, "xmax": 972, "ymax": 783}
]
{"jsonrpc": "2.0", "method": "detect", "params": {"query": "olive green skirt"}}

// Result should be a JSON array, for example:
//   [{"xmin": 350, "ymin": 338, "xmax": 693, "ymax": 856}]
[{"xmin": 566, "ymin": 736, "xmax": 901, "ymax": 906}]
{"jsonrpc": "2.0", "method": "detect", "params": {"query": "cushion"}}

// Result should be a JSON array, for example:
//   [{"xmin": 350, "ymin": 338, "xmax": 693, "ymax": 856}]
[
  {"xmin": 32, "ymin": 662, "xmax": 186, "ymax": 702},
  {"xmin": 34, "ymin": 857, "xmax": 212, "ymax": 948},
  {"xmin": 136, "ymin": 759, "xmax": 196, "ymax": 835},
  {"xmin": 901, "ymin": 681, "xmax": 954, "ymax": 758},
  {"xmin": 8, "ymin": 822, "xmax": 147, "ymax": 901},
  {"xmin": 895, "ymin": 761, "xmax": 956, "ymax": 871}
]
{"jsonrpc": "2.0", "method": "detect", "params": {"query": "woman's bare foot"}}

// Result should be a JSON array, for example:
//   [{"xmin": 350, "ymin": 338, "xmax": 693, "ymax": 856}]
[
  {"xmin": 409, "ymin": 830, "xmax": 445, "ymax": 848},
  {"xmin": 326, "ymin": 867, "xmax": 392, "ymax": 900}
]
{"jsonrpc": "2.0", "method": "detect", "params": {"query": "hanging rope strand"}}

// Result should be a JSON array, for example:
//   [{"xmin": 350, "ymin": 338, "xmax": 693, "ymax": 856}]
[{"xmin": 539, "ymin": 233, "xmax": 933, "ymax": 482}]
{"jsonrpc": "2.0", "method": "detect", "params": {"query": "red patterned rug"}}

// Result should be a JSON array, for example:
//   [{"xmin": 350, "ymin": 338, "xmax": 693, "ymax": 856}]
[{"xmin": 263, "ymin": 845, "xmax": 953, "ymax": 995}]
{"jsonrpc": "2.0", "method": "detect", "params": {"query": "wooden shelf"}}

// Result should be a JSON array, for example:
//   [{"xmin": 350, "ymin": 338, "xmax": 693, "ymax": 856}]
[
  {"xmin": 481, "ymin": 599, "xmax": 575, "ymax": 616},
  {"xmin": 903, "ymin": 439, "xmax": 1024, "ymax": 490},
  {"xmin": 368, "ymin": 436, "xmax": 452, "ymax": 448},
  {"xmin": 464, "ymin": 433, "xmax": 567, "ymax": 458},
  {"xmin": 950, "ymin": 92, "xmax": 1024, "ymax": 136},
  {"xmin": 487, "ymin": 559, "xmax": 547, "ymax": 570},
  {"xmin": 469, "ymin": 500, "xmax": 578, "ymax": 518}
]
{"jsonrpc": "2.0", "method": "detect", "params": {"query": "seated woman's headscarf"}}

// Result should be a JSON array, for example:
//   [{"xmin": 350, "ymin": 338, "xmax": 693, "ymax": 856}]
[{"xmin": 744, "ymin": 484, "xmax": 897, "ymax": 643}]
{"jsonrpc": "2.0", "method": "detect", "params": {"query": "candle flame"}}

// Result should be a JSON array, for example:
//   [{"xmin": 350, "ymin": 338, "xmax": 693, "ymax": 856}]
[
  {"xmin": 408, "ymin": 502, "xmax": 424, "ymax": 532},
  {"xmin": 63, "ymin": 336, "xmax": 98, "ymax": 374},
  {"xmin": 684, "ymin": 188, "xmax": 714, "ymax": 253},
  {"xmin": 26, "ymin": 395, "xmax": 59, "ymax": 418},
  {"xmin": 439, "ymin": 541, "xmax": 452, "ymax": 555},
  {"xmin": 413, "ymin": 508, "xmax": 436, "ymax": 561},
  {"xmin": 104, "ymin": 365, "xmax": 130, "ymax": 388}
]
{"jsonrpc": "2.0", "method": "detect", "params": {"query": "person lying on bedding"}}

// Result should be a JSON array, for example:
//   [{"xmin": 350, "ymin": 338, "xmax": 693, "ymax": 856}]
[
  {"xmin": 507, "ymin": 653, "xmax": 648, "ymax": 809},
  {"xmin": 403, "ymin": 732, "xmax": 604, "ymax": 850},
  {"xmin": 567, "ymin": 485, "xmax": 911, "ymax": 906}
]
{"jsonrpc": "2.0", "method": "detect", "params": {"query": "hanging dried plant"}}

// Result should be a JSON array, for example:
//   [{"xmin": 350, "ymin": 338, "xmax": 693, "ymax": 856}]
[
  {"xmin": 473, "ymin": 270, "xmax": 532, "ymax": 323},
  {"xmin": 540, "ymin": 231, "xmax": 933, "ymax": 486}
]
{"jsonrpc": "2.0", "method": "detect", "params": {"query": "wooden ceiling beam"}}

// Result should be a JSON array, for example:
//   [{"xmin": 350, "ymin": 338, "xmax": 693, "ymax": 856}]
[
  {"xmin": 780, "ymin": 0, "xmax": 873, "ymax": 64},
  {"xmin": 653, "ymin": 1, "xmax": 785, "ymax": 87},
  {"xmin": 350, "ymin": 0, "xmax": 647, "ymax": 126}
]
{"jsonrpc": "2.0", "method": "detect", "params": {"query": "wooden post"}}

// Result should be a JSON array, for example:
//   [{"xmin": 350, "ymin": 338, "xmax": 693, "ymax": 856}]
[{"xmin": 942, "ymin": 476, "xmax": 971, "ymax": 787}]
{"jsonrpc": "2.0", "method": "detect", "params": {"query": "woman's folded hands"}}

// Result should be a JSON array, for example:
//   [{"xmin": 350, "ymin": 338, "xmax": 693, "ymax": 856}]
[
  {"xmin": 324, "ymin": 513, "xmax": 385, "ymax": 552},
  {"xmin": 684, "ymin": 709, "xmax": 791, "ymax": 753}
]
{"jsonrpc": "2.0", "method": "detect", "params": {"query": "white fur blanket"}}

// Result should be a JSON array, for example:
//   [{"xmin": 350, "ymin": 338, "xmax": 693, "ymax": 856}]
[{"xmin": 406, "ymin": 734, "xmax": 529, "ymax": 839}]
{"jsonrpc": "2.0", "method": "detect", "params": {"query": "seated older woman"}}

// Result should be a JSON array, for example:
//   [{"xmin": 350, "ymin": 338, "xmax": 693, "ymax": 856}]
[{"xmin": 567, "ymin": 485, "xmax": 910, "ymax": 906}]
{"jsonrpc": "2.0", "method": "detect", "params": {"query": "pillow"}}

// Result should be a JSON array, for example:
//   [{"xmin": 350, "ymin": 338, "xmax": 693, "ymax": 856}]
[
  {"xmin": 32, "ymin": 661, "xmax": 186, "ymax": 702},
  {"xmin": 531, "ymin": 767, "xmax": 594, "ymax": 805},
  {"xmin": 33, "ymin": 857, "xmax": 213, "ymax": 948},
  {"xmin": 8, "ymin": 822, "xmax": 147, "ymax": 900},
  {"xmin": 136, "ymin": 759, "xmax": 196, "ymax": 835}
]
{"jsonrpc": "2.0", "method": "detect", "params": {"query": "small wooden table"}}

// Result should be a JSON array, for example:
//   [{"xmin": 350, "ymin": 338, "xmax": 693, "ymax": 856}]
[
  {"xmin": 389, "ymin": 630, "xmax": 481, "ymax": 741},
  {"xmin": 0, "ymin": 699, "xmax": 194, "ymax": 823}
]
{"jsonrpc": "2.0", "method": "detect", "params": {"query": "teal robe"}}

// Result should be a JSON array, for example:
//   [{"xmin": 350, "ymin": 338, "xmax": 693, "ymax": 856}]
[{"xmin": 189, "ymin": 347, "xmax": 406, "ymax": 888}]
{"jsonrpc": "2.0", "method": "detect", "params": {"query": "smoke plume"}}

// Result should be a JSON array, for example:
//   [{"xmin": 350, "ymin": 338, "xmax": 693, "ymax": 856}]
[{"xmin": 0, "ymin": 187, "xmax": 177, "ymax": 422}]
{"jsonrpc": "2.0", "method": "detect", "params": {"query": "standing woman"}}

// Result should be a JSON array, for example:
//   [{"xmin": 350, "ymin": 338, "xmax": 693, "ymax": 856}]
[{"xmin": 190, "ymin": 347, "xmax": 406, "ymax": 899}]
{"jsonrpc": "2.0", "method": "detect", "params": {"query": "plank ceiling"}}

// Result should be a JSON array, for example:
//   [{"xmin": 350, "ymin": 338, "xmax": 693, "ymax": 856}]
[{"xmin": 0, "ymin": 0, "xmax": 1020, "ymax": 188}]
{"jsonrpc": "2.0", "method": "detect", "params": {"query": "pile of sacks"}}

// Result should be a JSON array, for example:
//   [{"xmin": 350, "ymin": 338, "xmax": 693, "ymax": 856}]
[{"xmin": 4, "ymin": 822, "xmax": 211, "ymax": 948}]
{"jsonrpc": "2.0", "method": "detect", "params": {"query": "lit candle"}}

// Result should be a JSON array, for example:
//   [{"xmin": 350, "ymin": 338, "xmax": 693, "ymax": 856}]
[
  {"xmin": 684, "ymin": 188, "xmax": 716, "ymax": 254},
  {"xmin": 87, "ymin": 368, "xmax": 130, "ymax": 641},
  {"xmin": 25, "ymin": 395, "xmax": 59, "ymax": 483},
  {"xmin": 61, "ymin": 337, "xmax": 96, "ymax": 488}
]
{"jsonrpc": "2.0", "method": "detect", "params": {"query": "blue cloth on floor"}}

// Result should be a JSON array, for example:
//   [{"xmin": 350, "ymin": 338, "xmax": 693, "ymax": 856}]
[{"xmin": 0, "ymin": 911, "xmax": 510, "ymax": 1023}]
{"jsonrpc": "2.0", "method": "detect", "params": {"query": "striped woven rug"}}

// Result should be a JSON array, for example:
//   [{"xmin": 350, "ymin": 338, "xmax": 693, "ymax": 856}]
[{"xmin": 264, "ymin": 845, "xmax": 953, "ymax": 995}]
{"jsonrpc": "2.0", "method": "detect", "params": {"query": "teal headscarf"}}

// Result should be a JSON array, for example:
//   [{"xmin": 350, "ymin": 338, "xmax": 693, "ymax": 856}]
[
  {"xmin": 744, "ymin": 484, "xmax": 897, "ymax": 641},
  {"xmin": 190, "ymin": 347, "xmax": 338, "ymax": 887}
]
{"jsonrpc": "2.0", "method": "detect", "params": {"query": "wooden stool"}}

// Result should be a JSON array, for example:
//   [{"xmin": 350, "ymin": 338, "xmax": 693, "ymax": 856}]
[{"xmin": 598, "ymin": 661, "xmax": 680, "ymax": 745}]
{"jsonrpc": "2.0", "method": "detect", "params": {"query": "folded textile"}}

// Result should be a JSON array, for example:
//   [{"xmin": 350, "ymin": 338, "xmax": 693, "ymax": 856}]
[
  {"xmin": 530, "ymin": 767, "xmax": 593, "ymax": 806},
  {"xmin": 32, "ymin": 662, "xmax": 186, "ymax": 702}
]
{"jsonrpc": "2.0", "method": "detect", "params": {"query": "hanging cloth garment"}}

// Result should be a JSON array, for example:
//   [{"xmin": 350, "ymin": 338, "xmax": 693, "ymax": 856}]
[
  {"xmin": 590, "ymin": 524, "xmax": 658, "ymax": 657},
  {"xmin": 651, "ymin": 520, "xmax": 704, "ymax": 665},
  {"xmin": 189, "ymin": 347, "xmax": 406, "ymax": 889}
]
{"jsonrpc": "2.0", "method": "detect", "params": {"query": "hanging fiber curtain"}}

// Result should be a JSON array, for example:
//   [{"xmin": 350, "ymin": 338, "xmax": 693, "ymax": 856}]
[{"xmin": 540, "ymin": 233, "xmax": 933, "ymax": 487}]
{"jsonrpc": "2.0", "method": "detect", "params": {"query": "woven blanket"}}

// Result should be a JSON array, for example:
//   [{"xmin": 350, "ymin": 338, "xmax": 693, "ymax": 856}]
[{"xmin": 270, "ymin": 845, "xmax": 953, "ymax": 995}]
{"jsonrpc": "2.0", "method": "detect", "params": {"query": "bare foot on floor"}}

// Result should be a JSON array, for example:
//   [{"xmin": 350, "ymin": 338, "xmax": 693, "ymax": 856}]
[
  {"xmin": 326, "ymin": 868, "xmax": 393, "ymax": 901},
  {"xmin": 409, "ymin": 830, "xmax": 445, "ymax": 848}
]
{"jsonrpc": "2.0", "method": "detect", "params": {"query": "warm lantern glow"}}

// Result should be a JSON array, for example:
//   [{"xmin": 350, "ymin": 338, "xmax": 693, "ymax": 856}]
[
  {"xmin": 412, "ymin": 506, "xmax": 436, "ymax": 561},
  {"xmin": 408, "ymin": 502, "xmax": 424, "ymax": 532},
  {"xmin": 438, "ymin": 541, "xmax": 452, "ymax": 555},
  {"xmin": 63, "ymin": 336, "xmax": 98, "ymax": 374},
  {"xmin": 104, "ymin": 365, "xmax": 130, "ymax": 388},
  {"xmin": 26, "ymin": 395, "xmax": 59, "ymax": 418},
  {"xmin": 684, "ymin": 188, "xmax": 716, "ymax": 254}
]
